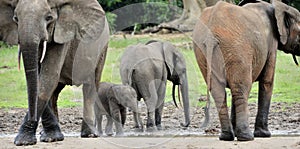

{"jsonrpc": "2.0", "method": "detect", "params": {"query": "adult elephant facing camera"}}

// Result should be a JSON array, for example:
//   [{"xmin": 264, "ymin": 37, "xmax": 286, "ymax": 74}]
[
  {"xmin": 193, "ymin": 0, "xmax": 300, "ymax": 141},
  {"xmin": 120, "ymin": 40, "xmax": 190, "ymax": 131},
  {"xmin": 1, "ymin": 0, "xmax": 109, "ymax": 146}
]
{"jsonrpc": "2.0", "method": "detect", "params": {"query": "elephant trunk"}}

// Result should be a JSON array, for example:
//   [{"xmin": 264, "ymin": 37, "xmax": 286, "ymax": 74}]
[
  {"xmin": 180, "ymin": 74, "xmax": 190, "ymax": 127},
  {"xmin": 20, "ymin": 42, "xmax": 39, "ymax": 121},
  {"xmin": 18, "ymin": 16, "xmax": 49, "ymax": 122}
]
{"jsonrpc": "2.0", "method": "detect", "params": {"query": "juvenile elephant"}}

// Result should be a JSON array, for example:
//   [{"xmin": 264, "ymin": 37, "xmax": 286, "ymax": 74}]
[
  {"xmin": 0, "ymin": 0, "xmax": 109, "ymax": 146},
  {"xmin": 193, "ymin": 0, "xmax": 300, "ymax": 141},
  {"xmin": 120, "ymin": 40, "xmax": 190, "ymax": 131},
  {"xmin": 94, "ymin": 82, "xmax": 142, "ymax": 136}
]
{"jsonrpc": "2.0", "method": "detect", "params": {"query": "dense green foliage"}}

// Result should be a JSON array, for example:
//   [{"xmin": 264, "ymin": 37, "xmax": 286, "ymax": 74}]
[{"xmin": 98, "ymin": 0, "xmax": 183, "ymax": 32}]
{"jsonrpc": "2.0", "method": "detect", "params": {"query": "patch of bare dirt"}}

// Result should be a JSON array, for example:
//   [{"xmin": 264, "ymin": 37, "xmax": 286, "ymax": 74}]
[{"xmin": 0, "ymin": 102, "xmax": 299, "ymax": 137}]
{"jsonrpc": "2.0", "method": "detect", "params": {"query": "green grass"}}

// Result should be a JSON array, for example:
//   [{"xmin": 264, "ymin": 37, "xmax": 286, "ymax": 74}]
[{"xmin": 0, "ymin": 35, "xmax": 300, "ymax": 109}]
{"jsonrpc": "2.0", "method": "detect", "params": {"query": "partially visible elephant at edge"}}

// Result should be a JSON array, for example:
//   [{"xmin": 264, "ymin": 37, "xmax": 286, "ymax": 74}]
[
  {"xmin": 120, "ymin": 40, "xmax": 190, "ymax": 131},
  {"xmin": 193, "ymin": 0, "xmax": 300, "ymax": 141},
  {"xmin": 0, "ymin": 0, "xmax": 109, "ymax": 146},
  {"xmin": 0, "ymin": 0, "xmax": 18, "ymax": 46},
  {"xmin": 94, "ymin": 82, "xmax": 142, "ymax": 136}
]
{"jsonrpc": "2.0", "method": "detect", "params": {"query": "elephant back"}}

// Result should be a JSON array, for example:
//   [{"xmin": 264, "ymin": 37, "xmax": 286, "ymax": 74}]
[{"xmin": 120, "ymin": 42, "xmax": 165, "ymax": 86}]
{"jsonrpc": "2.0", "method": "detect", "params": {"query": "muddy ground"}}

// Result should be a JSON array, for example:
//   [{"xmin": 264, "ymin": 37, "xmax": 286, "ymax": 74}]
[{"xmin": 0, "ymin": 101, "xmax": 299, "ymax": 148}]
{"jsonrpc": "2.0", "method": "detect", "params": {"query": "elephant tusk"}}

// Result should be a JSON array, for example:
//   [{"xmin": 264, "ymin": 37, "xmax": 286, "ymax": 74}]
[
  {"xmin": 40, "ymin": 41, "xmax": 47, "ymax": 63},
  {"xmin": 18, "ymin": 45, "xmax": 21, "ymax": 71},
  {"xmin": 172, "ymin": 84, "xmax": 179, "ymax": 108},
  {"xmin": 178, "ymin": 84, "xmax": 182, "ymax": 107}
]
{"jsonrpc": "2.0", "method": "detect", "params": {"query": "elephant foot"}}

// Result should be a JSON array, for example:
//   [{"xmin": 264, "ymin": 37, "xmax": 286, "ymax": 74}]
[
  {"xmin": 134, "ymin": 126, "xmax": 144, "ymax": 132},
  {"xmin": 156, "ymin": 124, "xmax": 163, "ymax": 130},
  {"xmin": 146, "ymin": 126, "xmax": 157, "ymax": 132},
  {"xmin": 81, "ymin": 121, "xmax": 98, "ymax": 138},
  {"xmin": 219, "ymin": 130, "xmax": 235, "ymax": 141},
  {"xmin": 97, "ymin": 131, "xmax": 104, "ymax": 137},
  {"xmin": 105, "ymin": 131, "xmax": 113, "ymax": 136},
  {"xmin": 40, "ymin": 129, "xmax": 64, "ymax": 142},
  {"xmin": 254, "ymin": 128, "xmax": 271, "ymax": 138},
  {"xmin": 14, "ymin": 120, "xmax": 38, "ymax": 146},
  {"xmin": 81, "ymin": 132, "xmax": 98, "ymax": 138},
  {"xmin": 236, "ymin": 132, "xmax": 254, "ymax": 141},
  {"xmin": 115, "ymin": 132, "xmax": 125, "ymax": 137},
  {"xmin": 105, "ymin": 127, "xmax": 113, "ymax": 136}
]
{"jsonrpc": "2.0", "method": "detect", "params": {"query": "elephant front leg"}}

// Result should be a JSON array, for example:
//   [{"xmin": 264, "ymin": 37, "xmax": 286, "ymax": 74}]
[
  {"xmin": 105, "ymin": 115, "xmax": 114, "ymax": 136},
  {"xmin": 94, "ymin": 106, "xmax": 103, "ymax": 136},
  {"xmin": 14, "ymin": 114, "xmax": 38, "ymax": 146},
  {"xmin": 254, "ymin": 81, "xmax": 273, "ymax": 137},
  {"xmin": 133, "ymin": 111, "xmax": 144, "ymax": 132},
  {"xmin": 40, "ymin": 104, "xmax": 64, "ymax": 142},
  {"xmin": 109, "ymin": 103, "xmax": 124, "ymax": 136},
  {"xmin": 81, "ymin": 83, "xmax": 98, "ymax": 138},
  {"xmin": 40, "ymin": 83, "xmax": 65, "ymax": 142}
]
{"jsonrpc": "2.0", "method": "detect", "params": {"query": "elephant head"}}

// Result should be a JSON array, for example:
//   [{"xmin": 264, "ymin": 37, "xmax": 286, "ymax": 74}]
[
  {"xmin": 2, "ymin": 0, "xmax": 106, "ymax": 121},
  {"xmin": 273, "ymin": 0, "xmax": 300, "ymax": 64},
  {"xmin": 108, "ymin": 85, "xmax": 138, "ymax": 113},
  {"xmin": 162, "ymin": 42, "xmax": 190, "ymax": 127}
]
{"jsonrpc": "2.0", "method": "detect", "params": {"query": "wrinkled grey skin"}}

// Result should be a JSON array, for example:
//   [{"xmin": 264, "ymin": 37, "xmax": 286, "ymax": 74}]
[
  {"xmin": 193, "ymin": 0, "xmax": 300, "ymax": 141},
  {"xmin": 120, "ymin": 40, "xmax": 190, "ymax": 131},
  {"xmin": 0, "ymin": 0, "xmax": 109, "ymax": 146},
  {"xmin": 94, "ymin": 82, "xmax": 142, "ymax": 136},
  {"xmin": 0, "ymin": 0, "xmax": 17, "ymax": 45}
]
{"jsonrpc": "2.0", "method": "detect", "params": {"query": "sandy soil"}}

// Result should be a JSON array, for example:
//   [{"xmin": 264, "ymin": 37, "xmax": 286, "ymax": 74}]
[{"xmin": 0, "ymin": 136, "xmax": 300, "ymax": 149}]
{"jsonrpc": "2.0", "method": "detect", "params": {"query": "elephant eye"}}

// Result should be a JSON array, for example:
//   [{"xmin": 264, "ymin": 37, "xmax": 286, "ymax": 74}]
[
  {"xmin": 13, "ymin": 15, "xmax": 18, "ymax": 23},
  {"xmin": 45, "ymin": 14, "xmax": 54, "ymax": 22}
]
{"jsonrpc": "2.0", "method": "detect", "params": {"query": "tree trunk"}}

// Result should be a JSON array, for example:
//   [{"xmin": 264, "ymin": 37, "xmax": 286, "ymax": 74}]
[{"xmin": 144, "ymin": 0, "xmax": 234, "ymax": 33}]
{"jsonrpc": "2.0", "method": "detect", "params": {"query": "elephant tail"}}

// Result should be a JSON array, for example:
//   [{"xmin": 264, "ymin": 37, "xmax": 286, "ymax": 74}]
[{"xmin": 200, "ymin": 39, "xmax": 213, "ymax": 128}]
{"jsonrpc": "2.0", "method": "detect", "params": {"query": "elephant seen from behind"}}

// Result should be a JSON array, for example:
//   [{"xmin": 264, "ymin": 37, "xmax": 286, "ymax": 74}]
[
  {"xmin": 0, "ymin": 0, "xmax": 109, "ymax": 146},
  {"xmin": 120, "ymin": 40, "xmax": 190, "ymax": 131},
  {"xmin": 94, "ymin": 82, "xmax": 142, "ymax": 136},
  {"xmin": 193, "ymin": 0, "xmax": 300, "ymax": 141}
]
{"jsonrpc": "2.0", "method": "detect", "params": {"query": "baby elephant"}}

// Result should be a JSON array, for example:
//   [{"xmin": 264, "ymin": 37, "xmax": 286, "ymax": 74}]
[{"xmin": 94, "ymin": 82, "xmax": 142, "ymax": 136}]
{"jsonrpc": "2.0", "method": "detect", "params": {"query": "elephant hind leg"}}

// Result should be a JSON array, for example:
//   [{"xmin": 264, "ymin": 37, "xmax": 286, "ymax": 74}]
[
  {"xmin": 155, "ymin": 102, "xmax": 164, "ymax": 130},
  {"xmin": 155, "ymin": 79, "xmax": 167, "ymax": 130},
  {"xmin": 211, "ymin": 78, "xmax": 234, "ymax": 141},
  {"xmin": 144, "ymin": 92, "xmax": 158, "ymax": 131},
  {"xmin": 230, "ymin": 83, "xmax": 253, "ymax": 141}
]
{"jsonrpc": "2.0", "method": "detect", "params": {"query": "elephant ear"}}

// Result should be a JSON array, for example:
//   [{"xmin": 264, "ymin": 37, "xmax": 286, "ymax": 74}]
[
  {"xmin": 0, "ymin": 0, "xmax": 18, "ymax": 45},
  {"xmin": 109, "ymin": 86, "xmax": 123, "ymax": 105},
  {"xmin": 273, "ymin": 0, "xmax": 300, "ymax": 44},
  {"xmin": 162, "ymin": 42, "xmax": 178, "ymax": 76},
  {"xmin": 54, "ymin": 0, "xmax": 106, "ymax": 44}
]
